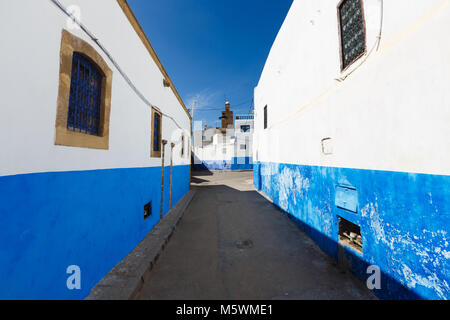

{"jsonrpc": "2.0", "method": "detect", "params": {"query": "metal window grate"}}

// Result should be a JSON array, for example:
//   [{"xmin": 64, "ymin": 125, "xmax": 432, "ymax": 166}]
[
  {"xmin": 153, "ymin": 113, "xmax": 161, "ymax": 152},
  {"xmin": 67, "ymin": 52, "xmax": 103, "ymax": 135},
  {"xmin": 339, "ymin": 0, "xmax": 365, "ymax": 69}
]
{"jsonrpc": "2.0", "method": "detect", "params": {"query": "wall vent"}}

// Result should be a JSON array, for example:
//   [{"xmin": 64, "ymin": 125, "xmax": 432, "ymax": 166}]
[
  {"xmin": 335, "ymin": 185, "xmax": 358, "ymax": 213},
  {"xmin": 144, "ymin": 201, "xmax": 152, "ymax": 220},
  {"xmin": 339, "ymin": 217, "xmax": 363, "ymax": 254}
]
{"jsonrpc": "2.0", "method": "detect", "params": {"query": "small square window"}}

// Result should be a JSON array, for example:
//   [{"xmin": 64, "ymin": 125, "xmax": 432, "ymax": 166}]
[
  {"xmin": 338, "ymin": 0, "xmax": 366, "ymax": 70},
  {"xmin": 240, "ymin": 144, "xmax": 247, "ymax": 150},
  {"xmin": 241, "ymin": 125, "xmax": 251, "ymax": 133}
]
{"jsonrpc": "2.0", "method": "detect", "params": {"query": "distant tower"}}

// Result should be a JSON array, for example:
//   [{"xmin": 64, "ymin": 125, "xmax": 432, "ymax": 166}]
[{"xmin": 219, "ymin": 101, "xmax": 234, "ymax": 129}]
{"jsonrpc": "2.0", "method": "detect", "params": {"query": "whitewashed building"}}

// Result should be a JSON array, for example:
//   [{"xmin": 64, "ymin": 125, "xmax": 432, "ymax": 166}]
[
  {"xmin": 253, "ymin": 0, "xmax": 450, "ymax": 300},
  {"xmin": 0, "ymin": 0, "xmax": 191, "ymax": 299},
  {"xmin": 193, "ymin": 103, "xmax": 254, "ymax": 171}
]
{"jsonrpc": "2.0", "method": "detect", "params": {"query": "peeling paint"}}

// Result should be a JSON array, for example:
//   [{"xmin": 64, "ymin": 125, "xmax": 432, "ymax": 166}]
[{"xmin": 254, "ymin": 161, "xmax": 450, "ymax": 300}]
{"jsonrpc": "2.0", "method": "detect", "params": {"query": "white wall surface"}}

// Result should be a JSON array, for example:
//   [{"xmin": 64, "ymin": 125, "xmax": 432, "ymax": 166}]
[
  {"xmin": 194, "ymin": 121, "xmax": 254, "ymax": 162},
  {"xmin": 0, "ymin": 0, "xmax": 191, "ymax": 177},
  {"xmin": 235, "ymin": 118, "xmax": 254, "ymax": 158},
  {"xmin": 254, "ymin": 0, "xmax": 450, "ymax": 176}
]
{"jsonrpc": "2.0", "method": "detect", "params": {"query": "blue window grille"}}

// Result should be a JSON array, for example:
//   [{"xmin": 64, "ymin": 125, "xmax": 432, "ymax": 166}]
[
  {"xmin": 153, "ymin": 112, "xmax": 161, "ymax": 152},
  {"xmin": 67, "ymin": 52, "xmax": 103, "ymax": 136}
]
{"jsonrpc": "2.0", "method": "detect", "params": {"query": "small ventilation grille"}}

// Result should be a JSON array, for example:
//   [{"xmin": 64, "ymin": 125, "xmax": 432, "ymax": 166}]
[{"xmin": 144, "ymin": 201, "xmax": 152, "ymax": 220}]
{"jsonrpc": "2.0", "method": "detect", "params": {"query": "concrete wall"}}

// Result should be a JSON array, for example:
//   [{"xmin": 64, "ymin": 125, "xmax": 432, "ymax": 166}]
[
  {"xmin": 254, "ymin": 0, "xmax": 450, "ymax": 300},
  {"xmin": 0, "ymin": 0, "xmax": 191, "ymax": 299}
]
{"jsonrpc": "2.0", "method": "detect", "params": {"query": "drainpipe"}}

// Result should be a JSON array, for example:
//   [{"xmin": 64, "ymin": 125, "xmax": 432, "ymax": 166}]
[
  {"xmin": 170, "ymin": 143, "xmax": 175, "ymax": 209},
  {"xmin": 161, "ymin": 140, "xmax": 168, "ymax": 220}
]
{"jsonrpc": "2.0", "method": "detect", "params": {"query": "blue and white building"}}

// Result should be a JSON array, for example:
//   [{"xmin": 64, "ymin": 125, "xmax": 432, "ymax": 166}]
[
  {"xmin": 253, "ymin": 0, "xmax": 450, "ymax": 300},
  {"xmin": 0, "ymin": 0, "xmax": 191, "ymax": 299},
  {"xmin": 193, "ymin": 104, "xmax": 254, "ymax": 171}
]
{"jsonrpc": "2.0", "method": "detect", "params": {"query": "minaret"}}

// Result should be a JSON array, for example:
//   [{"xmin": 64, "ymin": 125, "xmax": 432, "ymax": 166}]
[{"xmin": 219, "ymin": 101, "xmax": 234, "ymax": 130}]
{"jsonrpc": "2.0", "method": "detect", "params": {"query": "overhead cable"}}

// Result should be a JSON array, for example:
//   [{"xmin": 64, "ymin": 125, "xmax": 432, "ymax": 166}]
[{"xmin": 49, "ymin": 0, "xmax": 184, "ymax": 130}]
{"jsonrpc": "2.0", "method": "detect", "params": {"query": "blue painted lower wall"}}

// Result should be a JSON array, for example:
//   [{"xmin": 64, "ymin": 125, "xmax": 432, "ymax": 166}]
[
  {"xmin": 194, "ymin": 160, "xmax": 231, "ymax": 171},
  {"xmin": 194, "ymin": 157, "xmax": 253, "ymax": 171},
  {"xmin": 0, "ymin": 165, "xmax": 190, "ymax": 300},
  {"xmin": 231, "ymin": 157, "xmax": 253, "ymax": 171},
  {"xmin": 254, "ymin": 162, "xmax": 450, "ymax": 300}
]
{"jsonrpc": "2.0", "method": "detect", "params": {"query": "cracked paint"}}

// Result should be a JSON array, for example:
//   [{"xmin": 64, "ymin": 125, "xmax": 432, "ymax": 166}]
[{"xmin": 254, "ymin": 161, "xmax": 450, "ymax": 300}]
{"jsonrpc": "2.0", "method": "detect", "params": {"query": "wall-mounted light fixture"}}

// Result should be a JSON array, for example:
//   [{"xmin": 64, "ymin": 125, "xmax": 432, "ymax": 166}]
[{"xmin": 163, "ymin": 78, "xmax": 171, "ymax": 88}]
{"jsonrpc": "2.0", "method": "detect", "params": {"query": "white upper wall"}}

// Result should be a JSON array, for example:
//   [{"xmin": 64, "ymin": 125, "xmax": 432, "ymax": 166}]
[
  {"xmin": 254, "ymin": 0, "xmax": 450, "ymax": 175},
  {"xmin": 235, "ymin": 118, "xmax": 254, "ymax": 156},
  {"xmin": 0, "ymin": 0, "xmax": 191, "ymax": 177},
  {"xmin": 193, "ymin": 125, "xmax": 253, "ymax": 162}
]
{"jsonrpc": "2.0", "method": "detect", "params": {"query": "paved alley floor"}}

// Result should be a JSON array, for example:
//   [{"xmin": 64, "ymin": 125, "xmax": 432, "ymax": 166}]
[{"xmin": 137, "ymin": 171, "xmax": 376, "ymax": 300}]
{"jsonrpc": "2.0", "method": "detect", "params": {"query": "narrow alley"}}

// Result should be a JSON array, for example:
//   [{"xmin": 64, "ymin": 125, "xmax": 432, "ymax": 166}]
[
  {"xmin": 1, "ymin": 0, "xmax": 449, "ymax": 303},
  {"xmin": 137, "ymin": 171, "xmax": 375, "ymax": 300}
]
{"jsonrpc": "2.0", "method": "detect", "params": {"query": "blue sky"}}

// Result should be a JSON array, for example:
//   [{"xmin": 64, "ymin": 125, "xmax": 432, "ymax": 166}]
[{"xmin": 128, "ymin": 0, "xmax": 293, "ymax": 128}]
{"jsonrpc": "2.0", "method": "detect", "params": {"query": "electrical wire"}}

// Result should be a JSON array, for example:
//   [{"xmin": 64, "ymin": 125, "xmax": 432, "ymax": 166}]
[
  {"xmin": 232, "ymin": 98, "xmax": 254, "ymax": 107},
  {"xmin": 49, "ymin": 0, "xmax": 184, "ymax": 130},
  {"xmin": 267, "ymin": 0, "xmax": 386, "ymax": 130},
  {"xmin": 192, "ymin": 98, "xmax": 254, "ymax": 111},
  {"xmin": 376, "ymin": 0, "xmax": 384, "ymax": 51}
]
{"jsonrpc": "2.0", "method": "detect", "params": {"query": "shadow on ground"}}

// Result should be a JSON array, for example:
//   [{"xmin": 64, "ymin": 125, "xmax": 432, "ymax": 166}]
[{"xmin": 136, "ymin": 172, "xmax": 386, "ymax": 300}]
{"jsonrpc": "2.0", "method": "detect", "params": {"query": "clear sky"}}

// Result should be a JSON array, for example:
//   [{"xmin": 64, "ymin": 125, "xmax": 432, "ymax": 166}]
[{"xmin": 128, "ymin": 0, "xmax": 293, "ymax": 129}]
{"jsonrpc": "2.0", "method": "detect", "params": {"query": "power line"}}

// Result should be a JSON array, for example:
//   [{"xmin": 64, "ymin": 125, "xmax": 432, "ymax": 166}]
[
  {"xmin": 49, "ymin": 0, "xmax": 185, "ymax": 130},
  {"xmin": 232, "ymin": 98, "xmax": 253, "ymax": 107},
  {"xmin": 190, "ymin": 98, "xmax": 254, "ymax": 112}
]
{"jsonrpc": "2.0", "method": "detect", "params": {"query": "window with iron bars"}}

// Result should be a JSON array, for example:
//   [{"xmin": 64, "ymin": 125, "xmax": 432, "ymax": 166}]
[
  {"xmin": 67, "ymin": 52, "xmax": 103, "ymax": 135},
  {"xmin": 338, "ymin": 0, "xmax": 366, "ymax": 70},
  {"xmin": 264, "ymin": 106, "xmax": 268, "ymax": 129},
  {"xmin": 151, "ymin": 108, "xmax": 162, "ymax": 158},
  {"xmin": 153, "ymin": 113, "xmax": 161, "ymax": 151}
]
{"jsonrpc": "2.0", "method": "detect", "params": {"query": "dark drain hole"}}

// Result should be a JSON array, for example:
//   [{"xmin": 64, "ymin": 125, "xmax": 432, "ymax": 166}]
[{"xmin": 236, "ymin": 240, "xmax": 254, "ymax": 249}]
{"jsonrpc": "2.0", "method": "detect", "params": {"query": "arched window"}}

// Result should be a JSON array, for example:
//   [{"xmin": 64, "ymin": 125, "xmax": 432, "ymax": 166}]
[
  {"xmin": 67, "ymin": 52, "xmax": 103, "ymax": 135},
  {"xmin": 55, "ymin": 30, "xmax": 112, "ymax": 150},
  {"xmin": 338, "ymin": 0, "xmax": 366, "ymax": 71}
]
